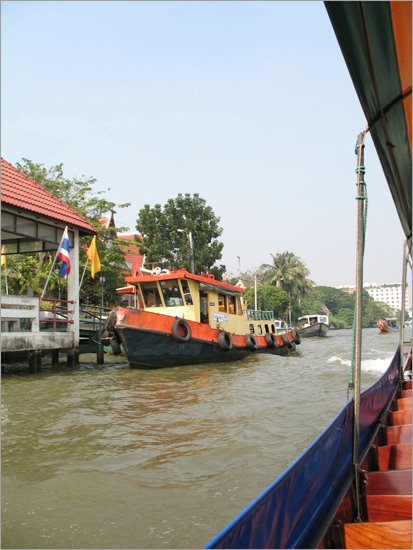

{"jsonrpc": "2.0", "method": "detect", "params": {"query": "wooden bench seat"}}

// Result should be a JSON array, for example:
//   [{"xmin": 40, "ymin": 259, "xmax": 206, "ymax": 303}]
[
  {"xmin": 366, "ymin": 469, "xmax": 412, "ymax": 495},
  {"xmin": 377, "ymin": 443, "xmax": 412, "ymax": 470},
  {"xmin": 401, "ymin": 389, "xmax": 412, "ymax": 398},
  {"xmin": 403, "ymin": 380, "xmax": 412, "ymax": 390},
  {"xmin": 367, "ymin": 495, "xmax": 412, "ymax": 522},
  {"xmin": 386, "ymin": 424, "xmax": 412, "ymax": 445},
  {"xmin": 390, "ymin": 409, "xmax": 412, "ymax": 425},
  {"xmin": 397, "ymin": 397, "xmax": 412, "ymax": 409},
  {"xmin": 344, "ymin": 520, "xmax": 412, "ymax": 548}
]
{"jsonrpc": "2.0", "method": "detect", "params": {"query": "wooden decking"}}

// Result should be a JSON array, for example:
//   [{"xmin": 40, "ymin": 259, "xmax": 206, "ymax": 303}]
[
  {"xmin": 321, "ymin": 374, "xmax": 412, "ymax": 549},
  {"xmin": 343, "ymin": 378, "xmax": 412, "ymax": 549}
]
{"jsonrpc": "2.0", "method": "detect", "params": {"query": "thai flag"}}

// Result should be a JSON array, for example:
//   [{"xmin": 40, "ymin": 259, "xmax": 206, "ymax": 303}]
[{"xmin": 57, "ymin": 226, "xmax": 71, "ymax": 278}]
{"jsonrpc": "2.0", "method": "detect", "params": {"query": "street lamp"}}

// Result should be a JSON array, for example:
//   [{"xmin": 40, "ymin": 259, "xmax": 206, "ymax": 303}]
[{"xmin": 177, "ymin": 229, "xmax": 195, "ymax": 274}]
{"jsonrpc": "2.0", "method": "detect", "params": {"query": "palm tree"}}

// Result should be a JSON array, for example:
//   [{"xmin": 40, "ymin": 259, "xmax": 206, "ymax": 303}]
[{"xmin": 260, "ymin": 251, "xmax": 314, "ymax": 310}]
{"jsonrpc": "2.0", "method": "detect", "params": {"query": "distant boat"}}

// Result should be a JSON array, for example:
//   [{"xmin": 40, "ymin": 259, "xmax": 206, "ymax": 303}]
[
  {"xmin": 378, "ymin": 317, "xmax": 399, "ymax": 333},
  {"xmin": 103, "ymin": 268, "xmax": 300, "ymax": 368},
  {"xmin": 297, "ymin": 314, "xmax": 329, "ymax": 337}
]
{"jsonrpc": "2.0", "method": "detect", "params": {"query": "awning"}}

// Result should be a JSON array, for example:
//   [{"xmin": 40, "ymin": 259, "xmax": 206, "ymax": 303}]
[{"xmin": 325, "ymin": 1, "xmax": 412, "ymax": 242}]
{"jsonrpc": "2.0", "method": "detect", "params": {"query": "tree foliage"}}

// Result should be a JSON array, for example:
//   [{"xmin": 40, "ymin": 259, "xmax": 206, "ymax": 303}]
[
  {"xmin": 244, "ymin": 285, "xmax": 290, "ymax": 317},
  {"xmin": 6, "ymin": 159, "xmax": 131, "ymax": 305},
  {"xmin": 136, "ymin": 193, "xmax": 226, "ymax": 278},
  {"xmin": 300, "ymin": 286, "xmax": 397, "ymax": 328}
]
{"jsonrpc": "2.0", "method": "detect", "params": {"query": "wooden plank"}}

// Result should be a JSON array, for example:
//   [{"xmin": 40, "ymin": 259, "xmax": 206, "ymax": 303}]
[
  {"xmin": 367, "ymin": 495, "xmax": 412, "ymax": 522},
  {"xmin": 377, "ymin": 443, "xmax": 412, "ymax": 470},
  {"xmin": 366, "ymin": 469, "xmax": 412, "ymax": 495},
  {"xmin": 401, "ymin": 389, "xmax": 412, "ymax": 398},
  {"xmin": 397, "ymin": 397, "xmax": 412, "ymax": 409},
  {"xmin": 344, "ymin": 520, "xmax": 412, "ymax": 548},
  {"xmin": 390, "ymin": 409, "xmax": 412, "ymax": 425},
  {"xmin": 387, "ymin": 424, "xmax": 412, "ymax": 445},
  {"xmin": 403, "ymin": 380, "xmax": 412, "ymax": 390}
]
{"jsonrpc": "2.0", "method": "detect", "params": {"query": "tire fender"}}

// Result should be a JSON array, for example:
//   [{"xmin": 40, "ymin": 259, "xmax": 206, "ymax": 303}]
[
  {"xmin": 281, "ymin": 333, "xmax": 294, "ymax": 349},
  {"xmin": 171, "ymin": 318, "xmax": 192, "ymax": 343},
  {"xmin": 218, "ymin": 331, "xmax": 232, "ymax": 351},
  {"xmin": 245, "ymin": 334, "xmax": 258, "ymax": 351},
  {"xmin": 265, "ymin": 333, "xmax": 276, "ymax": 348},
  {"xmin": 292, "ymin": 329, "xmax": 301, "ymax": 345}
]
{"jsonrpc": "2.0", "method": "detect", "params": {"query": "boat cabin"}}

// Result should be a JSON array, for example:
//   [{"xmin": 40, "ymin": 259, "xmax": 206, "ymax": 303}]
[
  {"xmin": 118, "ymin": 269, "xmax": 279, "ymax": 336},
  {"xmin": 297, "ymin": 314, "xmax": 329, "ymax": 328}
]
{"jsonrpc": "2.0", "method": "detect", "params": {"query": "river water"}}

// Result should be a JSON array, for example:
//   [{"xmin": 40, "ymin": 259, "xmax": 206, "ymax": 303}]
[{"xmin": 1, "ymin": 328, "xmax": 401, "ymax": 549}]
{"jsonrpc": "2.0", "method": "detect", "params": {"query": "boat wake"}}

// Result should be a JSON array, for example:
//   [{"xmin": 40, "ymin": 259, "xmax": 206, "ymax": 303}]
[{"xmin": 327, "ymin": 355, "xmax": 394, "ymax": 374}]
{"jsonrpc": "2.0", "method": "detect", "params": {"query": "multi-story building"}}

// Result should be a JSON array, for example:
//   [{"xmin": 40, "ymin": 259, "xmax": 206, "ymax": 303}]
[{"xmin": 336, "ymin": 283, "xmax": 410, "ymax": 313}]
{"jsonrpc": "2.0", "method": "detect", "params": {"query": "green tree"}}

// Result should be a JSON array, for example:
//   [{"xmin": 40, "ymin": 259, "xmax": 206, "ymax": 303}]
[
  {"xmin": 13, "ymin": 159, "xmax": 131, "ymax": 305},
  {"xmin": 136, "ymin": 193, "xmax": 226, "ymax": 278},
  {"xmin": 260, "ymin": 251, "xmax": 313, "ymax": 319},
  {"xmin": 244, "ymin": 285, "xmax": 290, "ymax": 317}
]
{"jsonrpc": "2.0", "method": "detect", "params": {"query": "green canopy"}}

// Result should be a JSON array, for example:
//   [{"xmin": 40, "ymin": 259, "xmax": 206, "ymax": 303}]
[{"xmin": 325, "ymin": 1, "xmax": 412, "ymax": 242}]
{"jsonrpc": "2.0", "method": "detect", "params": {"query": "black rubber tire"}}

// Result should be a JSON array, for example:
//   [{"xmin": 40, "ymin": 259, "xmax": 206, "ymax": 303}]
[
  {"xmin": 218, "ymin": 331, "xmax": 232, "ymax": 351},
  {"xmin": 245, "ymin": 334, "xmax": 258, "ymax": 351},
  {"xmin": 110, "ymin": 337, "xmax": 122, "ymax": 355},
  {"xmin": 171, "ymin": 318, "xmax": 192, "ymax": 343},
  {"xmin": 292, "ymin": 329, "xmax": 301, "ymax": 345},
  {"xmin": 281, "ymin": 334, "xmax": 294, "ymax": 350},
  {"xmin": 265, "ymin": 332, "xmax": 276, "ymax": 348}
]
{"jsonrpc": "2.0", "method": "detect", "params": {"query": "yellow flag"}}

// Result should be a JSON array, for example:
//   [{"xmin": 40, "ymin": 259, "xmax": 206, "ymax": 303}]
[
  {"xmin": 1, "ymin": 245, "xmax": 6, "ymax": 266},
  {"xmin": 86, "ymin": 236, "xmax": 101, "ymax": 279}
]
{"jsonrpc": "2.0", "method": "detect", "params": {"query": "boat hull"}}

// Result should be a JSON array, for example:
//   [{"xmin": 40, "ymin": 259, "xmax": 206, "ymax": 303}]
[
  {"xmin": 297, "ymin": 322, "xmax": 329, "ymax": 338},
  {"xmin": 113, "ymin": 308, "xmax": 298, "ymax": 368}
]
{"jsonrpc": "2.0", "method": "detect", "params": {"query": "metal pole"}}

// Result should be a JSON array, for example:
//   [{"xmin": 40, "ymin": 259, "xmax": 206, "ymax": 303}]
[
  {"xmin": 254, "ymin": 271, "xmax": 258, "ymax": 310},
  {"xmin": 399, "ymin": 240, "xmax": 408, "ymax": 380},
  {"xmin": 352, "ymin": 129, "xmax": 367, "ymax": 522},
  {"xmin": 188, "ymin": 230, "xmax": 195, "ymax": 274},
  {"xmin": 97, "ymin": 276, "xmax": 105, "ymax": 364}
]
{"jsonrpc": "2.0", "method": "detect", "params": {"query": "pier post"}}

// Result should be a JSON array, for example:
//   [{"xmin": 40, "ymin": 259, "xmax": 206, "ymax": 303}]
[
  {"xmin": 66, "ymin": 348, "xmax": 80, "ymax": 366},
  {"xmin": 97, "ymin": 349, "xmax": 104, "ymax": 364},
  {"xmin": 28, "ymin": 350, "xmax": 42, "ymax": 373},
  {"xmin": 51, "ymin": 349, "xmax": 59, "ymax": 364}
]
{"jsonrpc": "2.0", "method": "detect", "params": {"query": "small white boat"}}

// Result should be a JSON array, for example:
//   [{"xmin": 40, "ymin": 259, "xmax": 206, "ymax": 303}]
[{"xmin": 297, "ymin": 314, "xmax": 329, "ymax": 337}]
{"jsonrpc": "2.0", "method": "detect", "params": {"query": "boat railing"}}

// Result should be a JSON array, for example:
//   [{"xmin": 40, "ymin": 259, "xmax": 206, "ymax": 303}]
[{"xmin": 245, "ymin": 309, "xmax": 275, "ymax": 321}]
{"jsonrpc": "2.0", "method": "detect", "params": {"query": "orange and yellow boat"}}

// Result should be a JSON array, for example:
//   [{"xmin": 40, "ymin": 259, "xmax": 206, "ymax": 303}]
[{"xmin": 103, "ymin": 268, "xmax": 300, "ymax": 368}]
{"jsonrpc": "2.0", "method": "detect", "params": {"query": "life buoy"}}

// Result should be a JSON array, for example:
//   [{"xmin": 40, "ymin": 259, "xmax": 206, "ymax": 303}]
[
  {"xmin": 292, "ymin": 329, "xmax": 301, "ymax": 345},
  {"xmin": 110, "ymin": 337, "xmax": 122, "ymax": 355},
  {"xmin": 245, "ymin": 334, "xmax": 258, "ymax": 351},
  {"xmin": 265, "ymin": 332, "xmax": 276, "ymax": 348},
  {"xmin": 281, "ymin": 334, "xmax": 294, "ymax": 350},
  {"xmin": 218, "ymin": 331, "xmax": 232, "ymax": 351},
  {"xmin": 171, "ymin": 318, "xmax": 191, "ymax": 342}
]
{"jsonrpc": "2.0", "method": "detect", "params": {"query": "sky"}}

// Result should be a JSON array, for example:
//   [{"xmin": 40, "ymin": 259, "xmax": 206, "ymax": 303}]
[{"xmin": 1, "ymin": 0, "xmax": 407, "ymax": 287}]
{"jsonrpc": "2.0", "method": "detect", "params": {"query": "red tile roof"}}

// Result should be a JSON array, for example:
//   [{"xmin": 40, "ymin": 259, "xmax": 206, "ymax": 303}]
[
  {"xmin": 118, "ymin": 233, "xmax": 145, "ymax": 276},
  {"xmin": 1, "ymin": 158, "xmax": 96, "ymax": 234}
]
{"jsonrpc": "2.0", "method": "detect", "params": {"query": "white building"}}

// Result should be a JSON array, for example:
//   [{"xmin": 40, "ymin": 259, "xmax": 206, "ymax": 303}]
[{"xmin": 336, "ymin": 283, "xmax": 410, "ymax": 313}]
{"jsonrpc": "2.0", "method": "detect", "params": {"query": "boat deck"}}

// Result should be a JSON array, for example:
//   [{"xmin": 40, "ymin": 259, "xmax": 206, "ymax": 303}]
[{"xmin": 324, "ymin": 378, "xmax": 412, "ymax": 549}]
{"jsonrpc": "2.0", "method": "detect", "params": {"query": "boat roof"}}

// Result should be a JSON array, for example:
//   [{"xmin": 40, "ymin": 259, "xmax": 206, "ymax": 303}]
[
  {"xmin": 326, "ymin": 1, "xmax": 412, "ymax": 243},
  {"xmin": 124, "ymin": 268, "xmax": 245, "ymax": 295}
]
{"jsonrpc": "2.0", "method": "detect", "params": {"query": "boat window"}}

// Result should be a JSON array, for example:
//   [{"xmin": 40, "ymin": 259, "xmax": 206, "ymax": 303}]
[
  {"xmin": 249, "ymin": 323, "xmax": 255, "ymax": 334},
  {"xmin": 159, "ymin": 280, "xmax": 184, "ymax": 307},
  {"xmin": 271, "ymin": 324, "xmax": 275, "ymax": 333},
  {"xmin": 257, "ymin": 324, "xmax": 263, "ymax": 335},
  {"xmin": 228, "ymin": 295, "xmax": 236, "ymax": 314},
  {"xmin": 180, "ymin": 279, "xmax": 193, "ymax": 305},
  {"xmin": 140, "ymin": 282, "xmax": 163, "ymax": 307},
  {"xmin": 218, "ymin": 293, "xmax": 227, "ymax": 312},
  {"xmin": 264, "ymin": 324, "xmax": 269, "ymax": 333}
]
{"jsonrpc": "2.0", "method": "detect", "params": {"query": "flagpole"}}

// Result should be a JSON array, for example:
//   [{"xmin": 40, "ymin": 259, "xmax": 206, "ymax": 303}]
[
  {"xmin": 41, "ymin": 227, "xmax": 66, "ymax": 300},
  {"xmin": 79, "ymin": 258, "xmax": 89, "ymax": 292}
]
